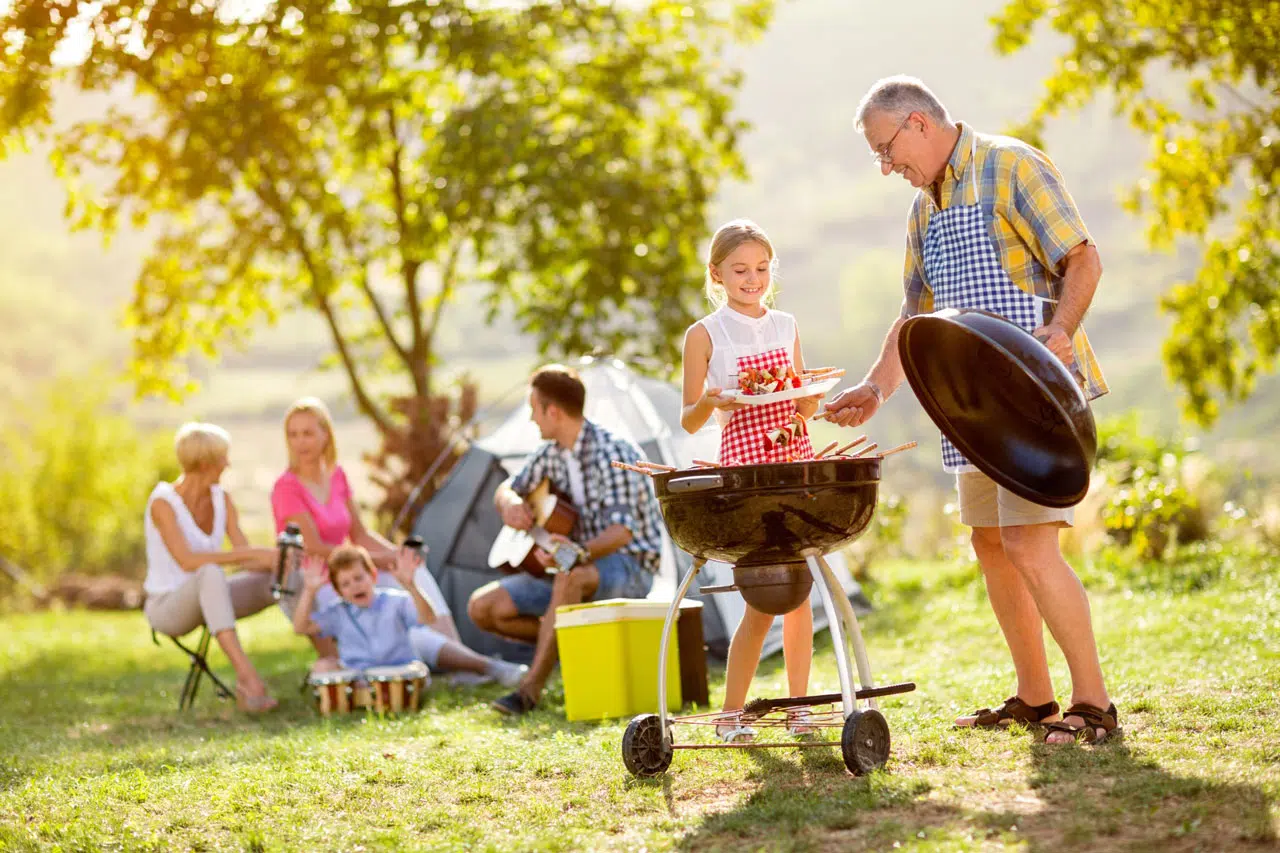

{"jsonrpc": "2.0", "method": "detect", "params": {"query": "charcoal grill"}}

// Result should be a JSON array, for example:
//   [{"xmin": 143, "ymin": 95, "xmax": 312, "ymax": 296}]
[{"xmin": 622, "ymin": 457, "xmax": 915, "ymax": 778}]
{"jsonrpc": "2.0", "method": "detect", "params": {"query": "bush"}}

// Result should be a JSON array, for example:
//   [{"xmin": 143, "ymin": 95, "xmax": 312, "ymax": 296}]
[
  {"xmin": 1094, "ymin": 413, "xmax": 1216, "ymax": 560},
  {"xmin": 0, "ymin": 375, "xmax": 177, "ymax": 592},
  {"xmin": 1077, "ymin": 540, "xmax": 1258, "ymax": 595}
]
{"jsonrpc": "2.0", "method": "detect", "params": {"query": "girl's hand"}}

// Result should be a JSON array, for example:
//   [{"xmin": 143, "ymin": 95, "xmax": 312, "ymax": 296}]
[
  {"xmin": 391, "ymin": 545, "xmax": 425, "ymax": 588},
  {"xmin": 701, "ymin": 386, "xmax": 746, "ymax": 412},
  {"xmin": 301, "ymin": 555, "xmax": 330, "ymax": 593},
  {"xmin": 794, "ymin": 392, "xmax": 824, "ymax": 418}
]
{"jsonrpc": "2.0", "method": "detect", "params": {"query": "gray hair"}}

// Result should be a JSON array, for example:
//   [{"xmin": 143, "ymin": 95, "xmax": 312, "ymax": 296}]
[{"xmin": 854, "ymin": 75, "xmax": 952, "ymax": 131}]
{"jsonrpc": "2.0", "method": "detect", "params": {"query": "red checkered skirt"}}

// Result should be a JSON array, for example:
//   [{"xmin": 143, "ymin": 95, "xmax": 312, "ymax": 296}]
[{"xmin": 718, "ymin": 346, "xmax": 814, "ymax": 465}]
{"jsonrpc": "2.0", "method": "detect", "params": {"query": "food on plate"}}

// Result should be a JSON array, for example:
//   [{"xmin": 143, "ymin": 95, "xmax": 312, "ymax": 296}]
[{"xmin": 737, "ymin": 365, "xmax": 804, "ymax": 396}]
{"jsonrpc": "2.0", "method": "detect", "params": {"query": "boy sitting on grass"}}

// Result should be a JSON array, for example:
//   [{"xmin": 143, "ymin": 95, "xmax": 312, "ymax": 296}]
[{"xmin": 294, "ymin": 544, "xmax": 526, "ymax": 687}]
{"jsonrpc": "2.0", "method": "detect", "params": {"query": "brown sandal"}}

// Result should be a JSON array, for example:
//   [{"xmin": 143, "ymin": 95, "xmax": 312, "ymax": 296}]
[
  {"xmin": 959, "ymin": 696, "xmax": 1060, "ymax": 729},
  {"xmin": 1043, "ymin": 702, "xmax": 1120, "ymax": 745}
]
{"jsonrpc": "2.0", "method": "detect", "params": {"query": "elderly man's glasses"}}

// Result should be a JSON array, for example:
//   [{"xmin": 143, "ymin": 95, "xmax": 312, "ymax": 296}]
[{"xmin": 871, "ymin": 116, "xmax": 911, "ymax": 166}]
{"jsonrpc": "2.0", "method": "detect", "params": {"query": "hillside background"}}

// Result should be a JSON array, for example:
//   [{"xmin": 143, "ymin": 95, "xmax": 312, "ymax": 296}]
[{"xmin": 3, "ymin": 0, "xmax": 1275, "ymax": 538}]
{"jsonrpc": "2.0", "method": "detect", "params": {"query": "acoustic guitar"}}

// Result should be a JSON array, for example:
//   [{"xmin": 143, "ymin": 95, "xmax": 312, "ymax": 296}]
[{"xmin": 487, "ymin": 478, "xmax": 585, "ymax": 578}]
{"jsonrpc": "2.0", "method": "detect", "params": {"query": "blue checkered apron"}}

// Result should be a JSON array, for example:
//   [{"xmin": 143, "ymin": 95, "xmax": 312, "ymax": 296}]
[{"xmin": 922, "ymin": 134, "xmax": 1046, "ymax": 473}]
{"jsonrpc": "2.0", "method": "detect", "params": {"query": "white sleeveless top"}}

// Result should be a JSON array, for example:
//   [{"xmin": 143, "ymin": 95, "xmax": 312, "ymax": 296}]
[
  {"xmin": 698, "ymin": 306, "xmax": 798, "ymax": 425},
  {"xmin": 144, "ymin": 482, "xmax": 227, "ymax": 597}
]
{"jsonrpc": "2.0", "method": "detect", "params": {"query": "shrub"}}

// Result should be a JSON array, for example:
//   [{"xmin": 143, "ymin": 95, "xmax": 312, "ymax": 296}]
[
  {"xmin": 1094, "ymin": 413, "xmax": 1216, "ymax": 560},
  {"xmin": 1077, "ymin": 540, "xmax": 1257, "ymax": 595},
  {"xmin": 0, "ymin": 375, "xmax": 177, "ymax": 592}
]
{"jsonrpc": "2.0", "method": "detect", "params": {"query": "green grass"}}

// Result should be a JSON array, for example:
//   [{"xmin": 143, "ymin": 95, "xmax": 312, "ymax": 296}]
[{"xmin": 2, "ymin": 554, "xmax": 1278, "ymax": 852}]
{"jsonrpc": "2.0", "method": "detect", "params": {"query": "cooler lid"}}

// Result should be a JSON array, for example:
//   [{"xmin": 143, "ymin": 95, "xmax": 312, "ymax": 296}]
[{"xmin": 554, "ymin": 598, "xmax": 698, "ymax": 628}]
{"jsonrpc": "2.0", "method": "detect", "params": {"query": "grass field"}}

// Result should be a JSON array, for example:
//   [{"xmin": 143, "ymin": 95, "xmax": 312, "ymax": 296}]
[{"xmin": 2, "ymin": 553, "xmax": 1277, "ymax": 852}]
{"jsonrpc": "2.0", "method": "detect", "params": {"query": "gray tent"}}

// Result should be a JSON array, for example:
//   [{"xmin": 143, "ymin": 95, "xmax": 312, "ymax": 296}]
[{"xmin": 410, "ymin": 356, "xmax": 868, "ymax": 662}]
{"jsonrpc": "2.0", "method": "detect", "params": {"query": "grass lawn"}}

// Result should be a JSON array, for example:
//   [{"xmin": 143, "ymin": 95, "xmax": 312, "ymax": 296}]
[{"xmin": 2, "ymin": 553, "xmax": 1277, "ymax": 852}]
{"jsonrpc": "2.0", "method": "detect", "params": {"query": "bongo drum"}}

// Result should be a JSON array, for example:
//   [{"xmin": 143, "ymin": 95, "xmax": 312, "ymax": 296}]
[
  {"xmin": 363, "ymin": 662, "xmax": 430, "ymax": 714},
  {"xmin": 308, "ymin": 668, "xmax": 360, "ymax": 716}
]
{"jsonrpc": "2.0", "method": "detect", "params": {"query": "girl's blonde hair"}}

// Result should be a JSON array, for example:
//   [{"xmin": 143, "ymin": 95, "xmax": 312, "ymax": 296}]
[
  {"xmin": 703, "ymin": 218, "xmax": 778, "ymax": 308},
  {"xmin": 174, "ymin": 422, "xmax": 231, "ymax": 473},
  {"xmin": 284, "ymin": 397, "xmax": 338, "ymax": 471}
]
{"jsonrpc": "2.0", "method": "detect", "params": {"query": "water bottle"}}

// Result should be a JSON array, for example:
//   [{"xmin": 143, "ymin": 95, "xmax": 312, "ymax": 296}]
[{"xmin": 272, "ymin": 522, "xmax": 304, "ymax": 600}]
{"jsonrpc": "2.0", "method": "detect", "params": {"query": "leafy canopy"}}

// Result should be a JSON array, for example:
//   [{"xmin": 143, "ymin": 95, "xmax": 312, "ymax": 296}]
[
  {"xmin": 993, "ymin": 0, "xmax": 1280, "ymax": 427},
  {"xmin": 0, "ymin": 0, "xmax": 772, "ymax": 431}
]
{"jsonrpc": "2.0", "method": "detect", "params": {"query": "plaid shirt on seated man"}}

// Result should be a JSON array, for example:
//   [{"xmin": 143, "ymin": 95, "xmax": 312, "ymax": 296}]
[{"xmin": 510, "ymin": 419, "xmax": 663, "ymax": 574}]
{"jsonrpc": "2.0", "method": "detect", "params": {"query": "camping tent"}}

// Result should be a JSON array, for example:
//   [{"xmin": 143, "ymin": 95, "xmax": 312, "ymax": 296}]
[{"xmin": 410, "ymin": 356, "xmax": 869, "ymax": 662}]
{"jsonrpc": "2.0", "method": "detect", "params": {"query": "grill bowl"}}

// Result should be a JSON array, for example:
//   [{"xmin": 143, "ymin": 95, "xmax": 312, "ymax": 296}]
[{"xmin": 653, "ymin": 457, "xmax": 881, "ymax": 567}]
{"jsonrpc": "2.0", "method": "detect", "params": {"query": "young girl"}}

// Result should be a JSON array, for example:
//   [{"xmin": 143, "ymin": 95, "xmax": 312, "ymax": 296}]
[{"xmin": 680, "ymin": 219, "xmax": 822, "ymax": 741}]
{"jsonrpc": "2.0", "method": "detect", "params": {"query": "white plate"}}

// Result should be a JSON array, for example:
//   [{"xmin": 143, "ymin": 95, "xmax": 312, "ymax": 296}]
[{"xmin": 722, "ymin": 375, "xmax": 841, "ymax": 405}]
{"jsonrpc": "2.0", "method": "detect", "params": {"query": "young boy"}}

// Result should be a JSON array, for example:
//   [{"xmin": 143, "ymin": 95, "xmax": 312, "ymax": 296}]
[{"xmin": 294, "ymin": 544, "xmax": 526, "ymax": 686}]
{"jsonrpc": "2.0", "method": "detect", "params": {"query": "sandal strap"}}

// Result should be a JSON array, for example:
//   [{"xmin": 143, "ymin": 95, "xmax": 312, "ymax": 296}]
[
  {"xmin": 1044, "ymin": 702, "xmax": 1118, "ymax": 743},
  {"xmin": 973, "ymin": 696, "xmax": 1059, "ymax": 727}
]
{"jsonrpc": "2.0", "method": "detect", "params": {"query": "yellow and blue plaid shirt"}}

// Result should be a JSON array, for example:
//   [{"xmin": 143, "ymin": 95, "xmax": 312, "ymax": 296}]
[{"xmin": 901, "ymin": 122, "xmax": 1108, "ymax": 400}]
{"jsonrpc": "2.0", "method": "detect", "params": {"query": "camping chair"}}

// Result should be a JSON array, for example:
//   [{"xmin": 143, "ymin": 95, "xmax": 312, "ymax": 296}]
[{"xmin": 152, "ymin": 626, "xmax": 233, "ymax": 711}]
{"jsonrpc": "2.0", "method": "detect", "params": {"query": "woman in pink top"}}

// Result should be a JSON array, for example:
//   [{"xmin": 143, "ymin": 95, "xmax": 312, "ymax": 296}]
[
  {"xmin": 271, "ymin": 405, "xmax": 395, "ymax": 563},
  {"xmin": 272, "ymin": 397, "xmax": 464, "ymax": 657},
  {"xmin": 271, "ymin": 398, "xmax": 396, "ymax": 644}
]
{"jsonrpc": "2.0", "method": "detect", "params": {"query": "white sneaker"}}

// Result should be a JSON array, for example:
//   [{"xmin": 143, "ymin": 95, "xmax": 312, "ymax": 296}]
[
  {"xmin": 491, "ymin": 660, "xmax": 529, "ymax": 689},
  {"xmin": 448, "ymin": 671, "xmax": 495, "ymax": 687}
]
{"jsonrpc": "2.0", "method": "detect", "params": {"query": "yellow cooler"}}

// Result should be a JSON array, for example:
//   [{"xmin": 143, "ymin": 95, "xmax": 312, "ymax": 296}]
[{"xmin": 555, "ymin": 599, "xmax": 682, "ymax": 722}]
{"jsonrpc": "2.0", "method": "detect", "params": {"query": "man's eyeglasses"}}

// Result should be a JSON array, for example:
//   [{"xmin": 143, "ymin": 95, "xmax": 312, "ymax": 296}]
[{"xmin": 871, "ymin": 116, "xmax": 911, "ymax": 166}]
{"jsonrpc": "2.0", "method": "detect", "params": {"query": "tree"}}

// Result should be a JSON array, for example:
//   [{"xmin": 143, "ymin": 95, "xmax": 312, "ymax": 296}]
[
  {"xmin": 992, "ymin": 0, "xmax": 1280, "ymax": 427},
  {"xmin": 0, "ymin": 0, "xmax": 771, "ymax": 523}
]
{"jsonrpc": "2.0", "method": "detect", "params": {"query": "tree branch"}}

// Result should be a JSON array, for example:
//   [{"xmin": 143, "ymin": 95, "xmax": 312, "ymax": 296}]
[
  {"xmin": 424, "ymin": 242, "xmax": 462, "ymax": 359},
  {"xmin": 256, "ymin": 162, "xmax": 395, "ymax": 436},
  {"xmin": 1215, "ymin": 82, "xmax": 1267, "ymax": 114},
  {"xmin": 385, "ymin": 106, "xmax": 426, "ymax": 393},
  {"xmin": 341, "ymin": 231, "xmax": 411, "ymax": 368}
]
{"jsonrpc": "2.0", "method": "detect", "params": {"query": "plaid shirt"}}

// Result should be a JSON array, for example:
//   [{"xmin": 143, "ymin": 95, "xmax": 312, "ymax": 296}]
[
  {"xmin": 510, "ymin": 419, "xmax": 663, "ymax": 574},
  {"xmin": 901, "ymin": 123, "xmax": 1108, "ymax": 400}
]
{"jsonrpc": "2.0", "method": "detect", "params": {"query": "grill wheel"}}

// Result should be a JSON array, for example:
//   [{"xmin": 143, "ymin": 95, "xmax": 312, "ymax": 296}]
[
  {"xmin": 841, "ymin": 708, "xmax": 891, "ymax": 775},
  {"xmin": 622, "ymin": 713, "xmax": 673, "ymax": 778}
]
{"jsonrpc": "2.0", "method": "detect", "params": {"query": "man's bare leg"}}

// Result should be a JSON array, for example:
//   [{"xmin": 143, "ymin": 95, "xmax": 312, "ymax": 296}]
[
  {"xmin": 1001, "ymin": 524, "xmax": 1110, "ymax": 743},
  {"xmin": 468, "ymin": 581, "xmax": 541, "ymax": 643},
  {"xmin": 520, "ymin": 566, "xmax": 600, "ymax": 703},
  {"xmin": 954, "ymin": 526, "xmax": 1058, "ymax": 727}
]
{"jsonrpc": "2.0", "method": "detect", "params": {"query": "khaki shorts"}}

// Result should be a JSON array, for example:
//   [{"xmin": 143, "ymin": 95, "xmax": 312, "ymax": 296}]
[{"xmin": 956, "ymin": 471, "xmax": 1074, "ymax": 529}]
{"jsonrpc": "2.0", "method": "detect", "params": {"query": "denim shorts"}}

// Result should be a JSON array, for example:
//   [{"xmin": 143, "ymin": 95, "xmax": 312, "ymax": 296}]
[{"xmin": 498, "ymin": 550, "xmax": 654, "ymax": 617}]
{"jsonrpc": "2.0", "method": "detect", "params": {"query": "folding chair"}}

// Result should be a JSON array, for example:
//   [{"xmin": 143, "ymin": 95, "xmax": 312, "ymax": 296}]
[{"xmin": 152, "ymin": 626, "xmax": 234, "ymax": 711}]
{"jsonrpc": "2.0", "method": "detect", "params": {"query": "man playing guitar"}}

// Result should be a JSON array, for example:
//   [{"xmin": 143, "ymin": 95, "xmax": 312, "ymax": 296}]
[{"xmin": 468, "ymin": 364, "xmax": 664, "ymax": 716}]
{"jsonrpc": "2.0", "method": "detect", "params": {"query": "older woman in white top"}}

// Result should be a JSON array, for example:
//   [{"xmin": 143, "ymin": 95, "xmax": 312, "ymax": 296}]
[{"xmin": 143, "ymin": 423, "xmax": 280, "ymax": 712}]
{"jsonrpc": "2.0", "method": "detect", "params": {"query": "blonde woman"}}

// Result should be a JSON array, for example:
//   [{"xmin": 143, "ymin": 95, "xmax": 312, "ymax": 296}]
[
  {"xmin": 143, "ymin": 423, "xmax": 279, "ymax": 712},
  {"xmin": 271, "ymin": 398, "xmax": 463, "ymax": 662}
]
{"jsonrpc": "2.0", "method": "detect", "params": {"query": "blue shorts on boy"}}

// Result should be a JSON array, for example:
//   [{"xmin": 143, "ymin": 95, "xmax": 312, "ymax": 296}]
[{"xmin": 312, "ymin": 588, "xmax": 449, "ymax": 671}]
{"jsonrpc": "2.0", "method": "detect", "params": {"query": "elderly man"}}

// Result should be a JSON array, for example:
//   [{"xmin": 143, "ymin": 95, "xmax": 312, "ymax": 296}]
[{"xmin": 826, "ymin": 76, "xmax": 1118, "ymax": 744}]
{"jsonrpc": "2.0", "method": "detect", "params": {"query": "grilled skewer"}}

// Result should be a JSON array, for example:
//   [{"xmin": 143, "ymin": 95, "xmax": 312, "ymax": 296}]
[
  {"xmin": 611, "ymin": 460, "xmax": 654, "ymax": 476},
  {"xmin": 876, "ymin": 441, "xmax": 918, "ymax": 459},
  {"xmin": 814, "ymin": 440, "xmax": 840, "ymax": 459},
  {"xmin": 835, "ymin": 436, "xmax": 868, "ymax": 455}
]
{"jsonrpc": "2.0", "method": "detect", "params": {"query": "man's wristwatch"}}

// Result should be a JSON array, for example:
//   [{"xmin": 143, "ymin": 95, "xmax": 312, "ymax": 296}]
[{"xmin": 865, "ymin": 380, "xmax": 885, "ymax": 404}]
